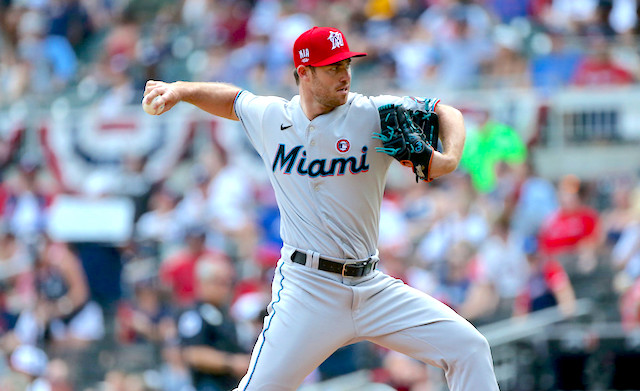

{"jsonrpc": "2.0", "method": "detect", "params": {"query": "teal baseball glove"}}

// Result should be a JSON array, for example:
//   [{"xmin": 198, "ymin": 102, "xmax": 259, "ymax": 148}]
[{"xmin": 374, "ymin": 101, "xmax": 439, "ymax": 182}]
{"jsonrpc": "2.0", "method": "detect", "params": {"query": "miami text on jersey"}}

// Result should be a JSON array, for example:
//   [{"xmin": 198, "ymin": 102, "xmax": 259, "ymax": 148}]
[{"xmin": 272, "ymin": 144, "xmax": 370, "ymax": 177}]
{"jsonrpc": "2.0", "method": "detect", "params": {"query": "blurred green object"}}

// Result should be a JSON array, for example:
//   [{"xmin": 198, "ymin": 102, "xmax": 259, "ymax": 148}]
[{"xmin": 460, "ymin": 120, "xmax": 527, "ymax": 193}]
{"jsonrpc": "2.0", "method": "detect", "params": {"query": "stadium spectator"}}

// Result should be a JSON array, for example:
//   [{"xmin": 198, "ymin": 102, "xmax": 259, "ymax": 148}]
[
  {"xmin": 430, "ymin": 239, "xmax": 476, "ymax": 311},
  {"xmin": 416, "ymin": 176, "xmax": 490, "ymax": 267},
  {"xmin": 201, "ymin": 146, "xmax": 258, "ymax": 261},
  {"xmin": 252, "ymin": 183, "xmax": 283, "ymax": 253},
  {"xmin": 0, "ymin": 226, "xmax": 34, "ymax": 336},
  {"xmin": 513, "ymin": 237, "xmax": 577, "ymax": 317},
  {"xmin": 542, "ymin": 0, "xmax": 599, "ymax": 34},
  {"xmin": 176, "ymin": 258, "xmax": 250, "ymax": 391},
  {"xmin": 571, "ymin": 33, "xmax": 635, "ymax": 86},
  {"xmin": 159, "ymin": 226, "xmax": 229, "ymax": 308},
  {"xmin": 611, "ymin": 204, "xmax": 640, "ymax": 307},
  {"xmin": 135, "ymin": 186, "xmax": 182, "ymax": 259},
  {"xmin": 475, "ymin": 213, "xmax": 529, "ymax": 320},
  {"xmin": 95, "ymin": 54, "xmax": 138, "ymax": 117},
  {"xmin": 377, "ymin": 194, "xmax": 413, "ymax": 280},
  {"xmin": 381, "ymin": 351, "xmax": 431, "ymax": 391},
  {"xmin": 0, "ymin": 46, "xmax": 30, "ymax": 105},
  {"xmin": 393, "ymin": 174, "xmax": 441, "ymax": 245},
  {"xmin": 228, "ymin": 245, "xmax": 275, "ymax": 351},
  {"xmin": 316, "ymin": 342, "xmax": 381, "ymax": 383},
  {"xmin": 116, "ymin": 278, "xmax": 174, "ymax": 344},
  {"xmin": 509, "ymin": 161, "xmax": 559, "ymax": 239},
  {"xmin": 483, "ymin": 24, "xmax": 530, "ymax": 88},
  {"xmin": 601, "ymin": 182, "xmax": 635, "ymax": 248},
  {"xmin": 3, "ymin": 158, "xmax": 52, "ymax": 246},
  {"xmin": 491, "ymin": 161, "xmax": 521, "ymax": 209},
  {"xmin": 538, "ymin": 174, "xmax": 602, "ymax": 273},
  {"xmin": 113, "ymin": 153, "xmax": 155, "ymax": 221},
  {"xmin": 430, "ymin": 5, "xmax": 495, "ymax": 89},
  {"xmin": 420, "ymin": 0, "xmax": 493, "ymax": 41},
  {"xmin": 175, "ymin": 164, "xmax": 215, "ymax": 236},
  {"xmin": 15, "ymin": 9, "xmax": 78, "ymax": 97},
  {"xmin": 71, "ymin": 239, "xmax": 125, "ymax": 314},
  {"xmin": 389, "ymin": 21, "xmax": 437, "ymax": 89},
  {"xmin": 156, "ymin": 340, "xmax": 193, "ymax": 391},
  {"xmin": 583, "ymin": 0, "xmax": 617, "ymax": 37},
  {"xmin": 431, "ymin": 240, "xmax": 500, "ymax": 323},
  {"xmin": 530, "ymin": 28, "xmax": 583, "ymax": 94},
  {"xmin": 616, "ymin": 201, "xmax": 640, "ymax": 332},
  {"xmin": 46, "ymin": 0, "xmax": 94, "ymax": 48},
  {"xmin": 9, "ymin": 235, "xmax": 104, "ymax": 349},
  {"xmin": 102, "ymin": 10, "xmax": 139, "ymax": 67}
]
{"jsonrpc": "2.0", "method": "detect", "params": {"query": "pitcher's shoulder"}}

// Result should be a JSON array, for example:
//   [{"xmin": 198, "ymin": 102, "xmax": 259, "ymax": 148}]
[
  {"xmin": 347, "ymin": 92, "xmax": 384, "ymax": 113},
  {"xmin": 348, "ymin": 92, "xmax": 405, "ymax": 111},
  {"xmin": 235, "ymin": 90, "xmax": 292, "ymax": 119},
  {"xmin": 237, "ymin": 90, "xmax": 290, "ymax": 107}
]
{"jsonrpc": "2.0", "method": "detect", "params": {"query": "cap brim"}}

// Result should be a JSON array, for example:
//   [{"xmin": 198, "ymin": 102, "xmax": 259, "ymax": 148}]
[{"xmin": 309, "ymin": 51, "xmax": 367, "ymax": 67}]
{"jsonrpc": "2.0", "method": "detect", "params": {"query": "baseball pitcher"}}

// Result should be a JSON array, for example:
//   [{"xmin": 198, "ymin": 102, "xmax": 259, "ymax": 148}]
[{"xmin": 142, "ymin": 26, "xmax": 500, "ymax": 391}]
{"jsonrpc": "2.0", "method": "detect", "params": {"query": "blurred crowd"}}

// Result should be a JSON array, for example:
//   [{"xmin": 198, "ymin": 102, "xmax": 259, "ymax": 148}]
[
  {"xmin": 0, "ymin": 118, "xmax": 639, "ymax": 390},
  {"xmin": 2, "ymin": 0, "xmax": 640, "ymax": 390},
  {"xmin": 2, "ymin": 0, "xmax": 640, "ymax": 109}
]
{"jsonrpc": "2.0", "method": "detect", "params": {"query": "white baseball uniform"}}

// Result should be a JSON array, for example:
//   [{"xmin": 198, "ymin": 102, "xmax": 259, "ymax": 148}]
[{"xmin": 232, "ymin": 90, "xmax": 500, "ymax": 391}]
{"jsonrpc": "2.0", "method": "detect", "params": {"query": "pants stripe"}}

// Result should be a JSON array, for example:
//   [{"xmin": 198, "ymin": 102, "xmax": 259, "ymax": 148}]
[{"xmin": 242, "ymin": 261, "xmax": 286, "ymax": 390}]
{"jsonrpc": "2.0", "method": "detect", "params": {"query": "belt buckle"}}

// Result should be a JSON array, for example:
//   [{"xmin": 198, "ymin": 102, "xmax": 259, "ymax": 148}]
[
  {"xmin": 342, "ymin": 259, "xmax": 369, "ymax": 277},
  {"xmin": 341, "ymin": 258, "xmax": 375, "ymax": 277},
  {"xmin": 341, "ymin": 261, "xmax": 361, "ymax": 277}
]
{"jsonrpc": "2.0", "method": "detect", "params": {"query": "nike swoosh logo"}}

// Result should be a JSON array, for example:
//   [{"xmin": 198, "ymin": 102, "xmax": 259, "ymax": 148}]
[{"xmin": 280, "ymin": 124, "xmax": 292, "ymax": 130}]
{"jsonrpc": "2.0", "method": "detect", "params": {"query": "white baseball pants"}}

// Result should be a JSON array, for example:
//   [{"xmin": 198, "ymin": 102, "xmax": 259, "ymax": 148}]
[{"xmin": 235, "ymin": 247, "xmax": 500, "ymax": 391}]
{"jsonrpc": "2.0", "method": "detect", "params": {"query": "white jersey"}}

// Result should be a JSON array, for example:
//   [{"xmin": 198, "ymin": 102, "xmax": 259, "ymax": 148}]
[
  {"xmin": 232, "ymin": 90, "xmax": 500, "ymax": 391},
  {"xmin": 234, "ymin": 91, "xmax": 430, "ymax": 259}
]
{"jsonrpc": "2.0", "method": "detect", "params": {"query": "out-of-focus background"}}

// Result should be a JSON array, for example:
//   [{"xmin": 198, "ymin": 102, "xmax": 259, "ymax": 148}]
[{"xmin": 1, "ymin": 0, "xmax": 640, "ymax": 390}]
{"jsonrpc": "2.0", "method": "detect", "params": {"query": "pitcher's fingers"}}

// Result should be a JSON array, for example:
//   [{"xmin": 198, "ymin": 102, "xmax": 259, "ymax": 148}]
[
  {"xmin": 143, "ymin": 80, "xmax": 163, "ymax": 97},
  {"xmin": 142, "ymin": 87, "xmax": 165, "ymax": 105}
]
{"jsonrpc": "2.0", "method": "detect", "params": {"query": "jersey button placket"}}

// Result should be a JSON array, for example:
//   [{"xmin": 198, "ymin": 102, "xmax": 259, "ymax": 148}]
[{"xmin": 307, "ymin": 124, "xmax": 322, "ymax": 200}]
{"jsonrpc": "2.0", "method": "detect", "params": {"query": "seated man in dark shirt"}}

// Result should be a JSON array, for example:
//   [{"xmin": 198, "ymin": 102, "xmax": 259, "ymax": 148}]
[{"xmin": 177, "ymin": 256, "xmax": 250, "ymax": 391}]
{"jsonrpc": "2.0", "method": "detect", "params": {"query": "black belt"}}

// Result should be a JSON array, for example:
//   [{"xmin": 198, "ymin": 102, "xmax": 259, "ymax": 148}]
[{"xmin": 291, "ymin": 250, "xmax": 377, "ymax": 277}]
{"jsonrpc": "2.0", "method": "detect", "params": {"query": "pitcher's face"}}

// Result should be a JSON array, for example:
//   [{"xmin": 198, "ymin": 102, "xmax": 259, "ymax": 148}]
[{"xmin": 308, "ymin": 59, "xmax": 352, "ymax": 108}]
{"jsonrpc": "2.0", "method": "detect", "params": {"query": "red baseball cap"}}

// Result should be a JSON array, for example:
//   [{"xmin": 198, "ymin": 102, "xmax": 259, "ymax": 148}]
[{"xmin": 293, "ymin": 27, "xmax": 367, "ymax": 68}]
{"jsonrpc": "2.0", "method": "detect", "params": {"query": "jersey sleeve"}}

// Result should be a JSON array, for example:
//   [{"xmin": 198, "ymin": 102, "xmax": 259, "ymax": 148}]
[{"xmin": 233, "ymin": 90, "xmax": 271, "ymax": 156}]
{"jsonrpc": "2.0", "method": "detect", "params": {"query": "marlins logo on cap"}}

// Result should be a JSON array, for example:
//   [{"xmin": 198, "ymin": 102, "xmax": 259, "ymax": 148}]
[
  {"xmin": 293, "ymin": 27, "xmax": 367, "ymax": 68},
  {"xmin": 327, "ymin": 31, "xmax": 344, "ymax": 49}
]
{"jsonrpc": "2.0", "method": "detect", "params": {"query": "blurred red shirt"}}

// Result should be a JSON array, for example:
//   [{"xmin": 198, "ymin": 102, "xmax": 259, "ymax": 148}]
[
  {"xmin": 572, "ymin": 59, "xmax": 634, "ymax": 86},
  {"xmin": 159, "ymin": 248, "xmax": 226, "ymax": 307},
  {"xmin": 538, "ymin": 206, "xmax": 600, "ymax": 255}
]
